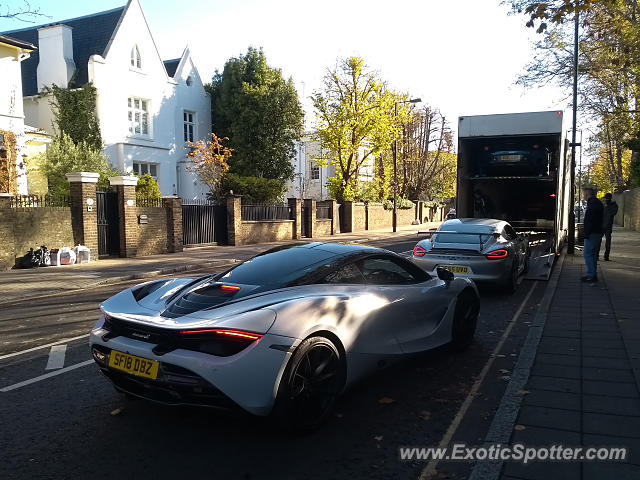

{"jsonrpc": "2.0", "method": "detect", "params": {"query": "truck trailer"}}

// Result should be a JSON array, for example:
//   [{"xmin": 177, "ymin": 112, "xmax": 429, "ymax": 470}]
[{"xmin": 456, "ymin": 111, "xmax": 571, "ymax": 280}]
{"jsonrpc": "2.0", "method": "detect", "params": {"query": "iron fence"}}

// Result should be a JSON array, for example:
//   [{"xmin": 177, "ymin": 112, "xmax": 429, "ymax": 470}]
[
  {"xmin": 10, "ymin": 194, "xmax": 70, "ymax": 208},
  {"xmin": 136, "ymin": 195, "xmax": 163, "ymax": 207},
  {"xmin": 316, "ymin": 202, "xmax": 332, "ymax": 219},
  {"xmin": 241, "ymin": 204, "xmax": 292, "ymax": 221}
]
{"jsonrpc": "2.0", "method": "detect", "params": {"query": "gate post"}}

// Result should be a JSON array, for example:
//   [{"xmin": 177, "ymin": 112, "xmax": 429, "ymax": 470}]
[
  {"xmin": 163, "ymin": 196, "xmax": 183, "ymax": 253},
  {"xmin": 109, "ymin": 176, "xmax": 139, "ymax": 257},
  {"xmin": 329, "ymin": 200, "xmax": 338, "ymax": 235},
  {"xmin": 303, "ymin": 198, "xmax": 316, "ymax": 238},
  {"xmin": 66, "ymin": 172, "xmax": 99, "ymax": 258},
  {"xmin": 226, "ymin": 195, "xmax": 242, "ymax": 246},
  {"xmin": 288, "ymin": 198, "xmax": 301, "ymax": 239}
]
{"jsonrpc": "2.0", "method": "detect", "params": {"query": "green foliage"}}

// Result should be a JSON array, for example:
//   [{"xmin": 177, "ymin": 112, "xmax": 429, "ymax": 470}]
[
  {"xmin": 355, "ymin": 177, "xmax": 389, "ymax": 203},
  {"xmin": 219, "ymin": 173, "xmax": 285, "ymax": 204},
  {"xmin": 135, "ymin": 174, "xmax": 161, "ymax": 199},
  {"xmin": 382, "ymin": 198, "xmax": 414, "ymax": 210},
  {"xmin": 38, "ymin": 133, "xmax": 119, "ymax": 195},
  {"xmin": 207, "ymin": 47, "xmax": 304, "ymax": 180},
  {"xmin": 311, "ymin": 56, "xmax": 407, "ymax": 203},
  {"xmin": 44, "ymin": 83, "xmax": 102, "ymax": 150}
]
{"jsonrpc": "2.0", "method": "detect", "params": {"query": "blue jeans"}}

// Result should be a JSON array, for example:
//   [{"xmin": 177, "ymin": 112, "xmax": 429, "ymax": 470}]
[{"xmin": 583, "ymin": 232, "xmax": 603, "ymax": 279}]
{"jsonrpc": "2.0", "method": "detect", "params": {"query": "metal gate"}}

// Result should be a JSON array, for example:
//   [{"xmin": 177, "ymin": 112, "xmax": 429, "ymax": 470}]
[
  {"xmin": 182, "ymin": 200, "xmax": 228, "ymax": 245},
  {"xmin": 301, "ymin": 205, "xmax": 309, "ymax": 237},
  {"xmin": 97, "ymin": 191, "xmax": 120, "ymax": 257}
]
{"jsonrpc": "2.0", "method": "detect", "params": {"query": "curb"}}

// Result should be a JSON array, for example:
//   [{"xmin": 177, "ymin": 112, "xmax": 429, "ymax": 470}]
[{"xmin": 468, "ymin": 252, "xmax": 565, "ymax": 480}]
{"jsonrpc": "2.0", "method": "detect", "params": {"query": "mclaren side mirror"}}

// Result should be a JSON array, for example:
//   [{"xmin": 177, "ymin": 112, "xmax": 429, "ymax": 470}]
[{"xmin": 436, "ymin": 266, "xmax": 454, "ymax": 282}]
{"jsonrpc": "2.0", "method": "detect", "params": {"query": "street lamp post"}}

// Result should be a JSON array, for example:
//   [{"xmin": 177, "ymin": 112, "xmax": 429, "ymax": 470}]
[
  {"xmin": 393, "ymin": 97, "xmax": 421, "ymax": 232},
  {"xmin": 567, "ymin": 7, "xmax": 579, "ymax": 254}
]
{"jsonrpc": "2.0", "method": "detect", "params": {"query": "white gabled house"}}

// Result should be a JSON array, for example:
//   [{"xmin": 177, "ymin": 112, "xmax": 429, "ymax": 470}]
[
  {"xmin": 2, "ymin": 0, "xmax": 211, "ymax": 199},
  {"xmin": 286, "ymin": 134, "xmax": 375, "ymax": 200},
  {"xmin": 0, "ymin": 34, "xmax": 36, "ymax": 194}
]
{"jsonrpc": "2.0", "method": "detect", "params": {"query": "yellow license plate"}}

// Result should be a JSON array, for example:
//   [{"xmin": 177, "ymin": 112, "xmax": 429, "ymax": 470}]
[
  {"xmin": 499, "ymin": 154, "xmax": 522, "ymax": 162},
  {"xmin": 108, "ymin": 350, "xmax": 159, "ymax": 380},
  {"xmin": 442, "ymin": 265, "xmax": 469, "ymax": 274}
]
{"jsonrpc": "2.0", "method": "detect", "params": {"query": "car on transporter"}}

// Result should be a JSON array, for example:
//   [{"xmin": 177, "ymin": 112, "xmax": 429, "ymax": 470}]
[
  {"xmin": 90, "ymin": 242, "xmax": 480, "ymax": 430},
  {"xmin": 411, "ymin": 218, "xmax": 529, "ymax": 292}
]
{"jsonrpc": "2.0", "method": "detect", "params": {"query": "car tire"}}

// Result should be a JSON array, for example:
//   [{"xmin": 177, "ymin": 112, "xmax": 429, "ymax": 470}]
[
  {"xmin": 503, "ymin": 259, "xmax": 518, "ymax": 294},
  {"xmin": 451, "ymin": 290, "xmax": 479, "ymax": 350},
  {"xmin": 272, "ymin": 335, "xmax": 345, "ymax": 432}
]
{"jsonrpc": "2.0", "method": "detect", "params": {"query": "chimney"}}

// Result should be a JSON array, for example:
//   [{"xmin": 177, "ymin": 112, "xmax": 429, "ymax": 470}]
[{"xmin": 36, "ymin": 24, "xmax": 76, "ymax": 91}]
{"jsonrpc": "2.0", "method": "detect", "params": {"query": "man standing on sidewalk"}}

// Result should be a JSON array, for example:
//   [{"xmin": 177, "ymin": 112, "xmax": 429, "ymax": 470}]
[
  {"xmin": 602, "ymin": 192, "xmax": 619, "ymax": 261},
  {"xmin": 582, "ymin": 187, "xmax": 604, "ymax": 282}
]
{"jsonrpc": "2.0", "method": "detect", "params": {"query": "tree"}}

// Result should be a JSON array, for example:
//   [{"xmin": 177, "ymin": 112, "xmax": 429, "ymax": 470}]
[
  {"xmin": 186, "ymin": 133, "xmax": 232, "ymax": 196},
  {"xmin": 1, "ymin": 1, "xmax": 48, "ymax": 22},
  {"xmin": 401, "ymin": 106, "xmax": 455, "ymax": 200},
  {"xmin": 506, "ymin": 0, "xmax": 640, "ymax": 190},
  {"xmin": 38, "ymin": 133, "xmax": 119, "ymax": 195},
  {"xmin": 44, "ymin": 83, "xmax": 103, "ymax": 150},
  {"xmin": 207, "ymin": 47, "xmax": 304, "ymax": 180},
  {"xmin": 135, "ymin": 174, "xmax": 161, "ymax": 199},
  {"xmin": 311, "ymin": 57, "xmax": 405, "ymax": 202}
]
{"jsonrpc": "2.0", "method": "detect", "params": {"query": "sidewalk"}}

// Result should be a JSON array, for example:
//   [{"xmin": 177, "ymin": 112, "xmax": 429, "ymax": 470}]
[
  {"xmin": 0, "ymin": 223, "xmax": 437, "ymax": 305},
  {"xmin": 475, "ymin": 226, "xmax": 640, "ymax": 479}
]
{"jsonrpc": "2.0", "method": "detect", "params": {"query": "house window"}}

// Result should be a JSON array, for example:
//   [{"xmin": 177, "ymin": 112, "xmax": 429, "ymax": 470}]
[
  {"xmin": 183, "ymin": 111, "xmax": 195, "ymax": 143},
  {"xmin": 128, "ymin": 97, "xmax": 150, "ymax": 136},
  {"xmin": 133, "ymin": 162, "xmax": 157, "ymax": 180},
  {"xmin": 311, "ymin": 164, "xmax": 320, "ymax": 180},
  {"xmin": 130, "ymin": 45, "xmax": 141, "ymax": 69}
]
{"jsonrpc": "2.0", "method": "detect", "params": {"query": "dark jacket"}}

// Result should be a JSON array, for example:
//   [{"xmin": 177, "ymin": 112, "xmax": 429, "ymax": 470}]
[
  {"xmin": 603, "ymin": 201, "xmax": 618, "ymax": 232},
  {"xmin": 583, "ymin": 196, "xmax": 604, "ymax": 236}
]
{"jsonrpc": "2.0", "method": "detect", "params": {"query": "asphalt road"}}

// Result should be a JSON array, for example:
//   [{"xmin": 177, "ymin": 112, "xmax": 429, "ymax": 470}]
[{"xmin": 0, "ymin": 238, "xmax": 548, "ymax": 480}]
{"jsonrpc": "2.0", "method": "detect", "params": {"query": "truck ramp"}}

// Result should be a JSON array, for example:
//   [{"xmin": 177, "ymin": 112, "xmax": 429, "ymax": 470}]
[{"xmin": 524, "ymin": 231, "xmax": 557, "ymax": 281}]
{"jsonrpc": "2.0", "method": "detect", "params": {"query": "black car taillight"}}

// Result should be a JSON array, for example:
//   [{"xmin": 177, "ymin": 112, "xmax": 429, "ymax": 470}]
[
  {"xmin": 486, "ymin": 249, "xmax": 508, "ymax": 260},
  {"xmin": 177, "ymin": 329, "xmax": 263, "ymax": 357},
  {"xmin": 413, "ymin": 245, "xmax": 427, "ymax": 257}
]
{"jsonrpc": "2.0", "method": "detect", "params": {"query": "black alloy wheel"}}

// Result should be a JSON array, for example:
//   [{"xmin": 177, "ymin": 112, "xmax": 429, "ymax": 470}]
[{"xmin": 274, "ymin": 336, "xmax": 345, "ymax": 431}]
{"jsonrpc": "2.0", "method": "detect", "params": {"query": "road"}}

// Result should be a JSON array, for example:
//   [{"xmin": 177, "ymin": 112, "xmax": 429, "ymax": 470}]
[{"xmin": 0, "ymin": 237, "xmax": 548, "ymax": 480}]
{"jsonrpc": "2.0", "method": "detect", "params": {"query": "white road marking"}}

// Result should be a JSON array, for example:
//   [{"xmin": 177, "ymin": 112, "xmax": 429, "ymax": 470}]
[
  {"xmin": 400, "ymin": 250, "xmax": 413, "ymax": 256},
  {"xmin": 45, "ymin": 345, "xmax": 67, "ymax": 370},
  {"xmin": 0, "ymin": 334, "xmax": 89, "ymax": 361},
  {"xmin": 419, "ymin": 281, "xmax": 538, "ymax": 480},
  {"xmin": 0, "ymin": 360, "xmax": 94, "ymax": 393}
]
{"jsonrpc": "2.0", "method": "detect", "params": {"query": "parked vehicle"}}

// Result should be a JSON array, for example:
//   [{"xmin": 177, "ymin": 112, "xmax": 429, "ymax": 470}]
[
  {"xmin": 446, "ymin": 208, "xmax": 457, "ymax": 220},
  {"xmin": 411, "ymin": 218, "xmax": 529, "ymax": 292},
  {"xmin": 90, "ymin": 242, "xmax": 480, "ymax": 430},
  {"xmin": 456, "ymin": 111, "xmax": 570, "ymax": 280}
]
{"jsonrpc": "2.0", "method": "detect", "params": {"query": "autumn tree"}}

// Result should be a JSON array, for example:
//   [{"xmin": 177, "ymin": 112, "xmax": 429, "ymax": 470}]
[
  {"xmin": 207, "ymin": 47, "xmax": 304, "ymax": 181},
  {"xmin": 186, "ymin": 133, "xmax": 232, "ymax": 195},
  {"xmin": 401, "ymin": 106, "xmax": 455, "ymax": 200},
  {"xmin": 506, "ymin": 0, "xmax": 640, "ymax": 191},
  {"xmin": 311, "ymin": 57, "xmax": 406, "ymax": 202}
]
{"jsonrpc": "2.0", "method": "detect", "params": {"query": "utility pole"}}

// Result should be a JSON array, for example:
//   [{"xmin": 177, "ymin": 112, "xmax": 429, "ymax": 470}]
[{"xmin": 567, "ymin": 7, "xmax": 579, "ymax": 254}]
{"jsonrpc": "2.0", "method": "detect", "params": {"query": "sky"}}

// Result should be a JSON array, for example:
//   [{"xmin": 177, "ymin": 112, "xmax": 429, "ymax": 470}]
[{"xmin": 1, "ymin": 0, "xmax": 571, "ymax": 137}]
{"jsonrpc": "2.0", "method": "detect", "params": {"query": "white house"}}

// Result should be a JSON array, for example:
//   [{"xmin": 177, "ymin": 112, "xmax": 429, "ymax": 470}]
[
  {"xmin": 3, "ymin": 0, "xmax": 211, "ymax": 199},
  {"xmin": 0, "ymin": 34, "xmax": 36, "ymax": 194},
  {"xmin": 286, "ymin": 134, "xmax": 375, "ymax": 200}
]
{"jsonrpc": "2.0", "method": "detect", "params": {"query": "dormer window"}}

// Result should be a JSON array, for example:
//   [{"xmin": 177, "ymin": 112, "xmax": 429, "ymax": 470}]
[{"xmin": 131, "ymin": 45, "xmax": 141, "ymax": 69}]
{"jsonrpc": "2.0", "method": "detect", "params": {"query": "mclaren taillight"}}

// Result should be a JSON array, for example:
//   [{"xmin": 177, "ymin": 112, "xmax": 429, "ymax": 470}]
[
  {"xmin": 220, "ymin": 285, "xmax": 241, "ymax": 292},
  {"xmin": 486, "ymin": 249, "xmax": 508, "ymax": 260},
  {"xmin": 179, "ymin": 329, "xmax": 262, "ymax": 340},
  {"xmin": 177, "ymin": 329, "xmax": 263, "ymax": 356},
  {"xmin": 413, "ymin": 245, "xmax": 427, "ymax": 257}
]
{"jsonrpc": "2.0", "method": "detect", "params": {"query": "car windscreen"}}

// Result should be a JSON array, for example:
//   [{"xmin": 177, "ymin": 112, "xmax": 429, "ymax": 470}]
[{"xmin": 218, "ymin": 247, "xmax": 341, "ymax": 286}]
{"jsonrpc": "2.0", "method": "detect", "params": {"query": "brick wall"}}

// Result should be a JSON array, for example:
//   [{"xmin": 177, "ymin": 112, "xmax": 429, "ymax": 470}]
[
  {"xmin": 135, "ymin": 207, "xmax": 168, "ymax": 256},
  {"xmin": 315, "ymin": 219, "xmax": 332, "ymax": 237},
  {"xmin": 0, "ymin": 203, "xmax": 74, "ymax": 270},
  {"xmin": 614, "ymin": 188, "xmax": 640, "ymax": 231},
  {"xmin": 239, "ymin": 220, "xmax": 294, "ymax": 245},
  {"xmin": 353, "ymin": 203, "xmax": 367, "ymax": 231}
]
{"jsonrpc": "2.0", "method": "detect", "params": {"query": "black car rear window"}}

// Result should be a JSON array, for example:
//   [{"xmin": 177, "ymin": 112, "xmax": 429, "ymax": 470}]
[{"xmin": 218, "ymin": 246, "xmax": 340, "ymax": 286}]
